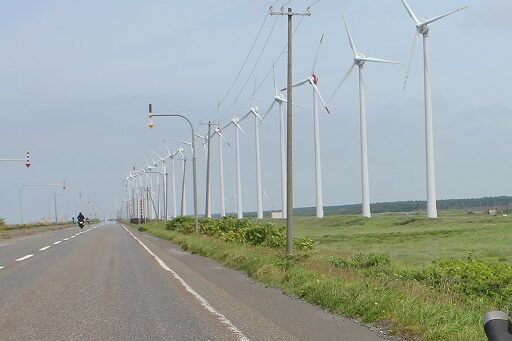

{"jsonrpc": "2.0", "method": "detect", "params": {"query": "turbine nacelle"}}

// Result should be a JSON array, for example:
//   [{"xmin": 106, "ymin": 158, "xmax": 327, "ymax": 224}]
[
  {"xmin": 416, "ymin": 22, "xmax": 430, "ymax": 34},
  {"xmin": 311, "ymin": 74, "xmax": 319, "ymax": 85}
]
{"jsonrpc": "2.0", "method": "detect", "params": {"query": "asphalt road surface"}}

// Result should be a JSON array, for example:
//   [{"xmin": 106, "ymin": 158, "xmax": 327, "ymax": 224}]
[{"xmin": 0, "ymin": 222, "xmax": 390, "ymax": 340}]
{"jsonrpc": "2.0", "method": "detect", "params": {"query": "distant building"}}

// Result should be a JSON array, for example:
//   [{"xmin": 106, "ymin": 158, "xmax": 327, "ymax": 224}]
[
  {"xmin": 271, "ymin": 211, "xmax": 283, "ymax": 219},
  {"xmin": 488, "ymin": 208, "xmax": 498, "ymax": 216}
]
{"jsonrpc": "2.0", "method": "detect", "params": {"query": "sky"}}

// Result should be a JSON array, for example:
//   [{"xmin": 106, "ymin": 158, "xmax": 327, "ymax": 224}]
[{"xmin": 0, "ymin": 0, "xmax": 511, "ymax": 223}]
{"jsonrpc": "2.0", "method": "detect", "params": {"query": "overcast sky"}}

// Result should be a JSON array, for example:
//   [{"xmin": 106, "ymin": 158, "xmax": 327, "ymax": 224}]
[{"xmin": 1, "ymin": 0, "xmax": 510, "ymax": 223}]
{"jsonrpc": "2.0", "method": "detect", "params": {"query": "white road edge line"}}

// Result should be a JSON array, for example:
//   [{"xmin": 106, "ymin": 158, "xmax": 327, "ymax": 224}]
[
  {"xmin": 121, "ymin": 224, "xmax": 249, "ymax": 341},
  {"xmin": 0, "ymin": 266, "xmax": 4, "ymax": 270},
  {"xmin": 53, "ymin": 241, "xmax": 62, "ymax": 245},
  {"xmin": 39, "ymin": 246, "xmax": 51, "ymax": 251},
  {"xmin": 16, "ymin": 254, "xmax": 33, "ymax": 262}
]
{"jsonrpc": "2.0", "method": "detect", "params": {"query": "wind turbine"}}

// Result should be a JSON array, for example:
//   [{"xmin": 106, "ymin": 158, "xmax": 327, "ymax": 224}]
[
  {"xmin": 212, "ymin": 126, "xmax": 230, "ymax": 217},
  {"xmin": 240, "ymin": 105, "xmax": 264, "ymax": 219},
  {"xmin": 161, "ymin": 142, "xmax": 180, "ymax": 219},
  {"xmin": 284, "ymin": 34, "xmax": 330, "ymax": 218},
  {"xmin": 176, "ymin": 148, "xmax": 187, "ymax": 216},
  {"xmin": 222, "ymin": 116, "xmax": 246, "ymax": 219},
  {"xmin": 262, "ymin": 64, "xmax": 290, "ymax": 219},
  {"xmin": 194, "ymin": 132, "xmax": 212, "ymax": 218},
  {"xmin": 401, "ymin": 0, "xmax": 466, "ymax": 218},
  {"xmin": 153, "ymin": 151, "xmax": 169, "ymax": 220},
  {"xmin": 328, "ymin": 14, "xmax": 401, "ymax": 218}
]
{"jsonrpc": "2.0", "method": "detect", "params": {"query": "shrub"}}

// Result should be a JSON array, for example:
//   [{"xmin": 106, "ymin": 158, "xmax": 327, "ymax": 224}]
[
  {"xmin": 405, "ymin": 257, "xmax": 512, "ymax": 307},
  {"xmin": 329, "ymin": 252, "xmax": 391, "ymax": 269},
  {"xmin": 0, "ymin": 217, "xmax": 5, "ymax": 226},
  {"xmin": 163, "ymin": 216, "xmax": 307, "ymax": 250}
]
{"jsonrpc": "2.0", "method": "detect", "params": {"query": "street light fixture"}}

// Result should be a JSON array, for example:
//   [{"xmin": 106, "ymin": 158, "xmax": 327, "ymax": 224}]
[
  {"xmin": 148, "ymin": 104, "xmax": 199, "ymax": 235},
  {"xmin": 0, "ymin": 151, "xmax": 31, "ymax": 168}
]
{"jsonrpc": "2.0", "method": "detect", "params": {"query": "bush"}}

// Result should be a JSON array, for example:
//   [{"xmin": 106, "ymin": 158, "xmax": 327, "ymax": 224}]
[
  {"xmin": 0, "ymin": 217, "xmax": 5, "ymax": 226},
  {"xmin": 405, "ymin": 257, "xmax": 512, "ymax": 307},
  {"xmin": 329, "ymin": 252, "xmax": 391, "ymax": 269},
  {"xmin": 162, "ymin": 216, "xmax": 313, "ymax": 250}
]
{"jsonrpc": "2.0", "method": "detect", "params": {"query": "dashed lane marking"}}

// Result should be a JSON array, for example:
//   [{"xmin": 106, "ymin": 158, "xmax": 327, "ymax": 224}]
[
  {"xmin": 39, "ymin": 246, "xmax": 51, "ymax": 251},
  {"xmin": 16, "ymin": 254, "xmax": 33, "ymax": 262}
]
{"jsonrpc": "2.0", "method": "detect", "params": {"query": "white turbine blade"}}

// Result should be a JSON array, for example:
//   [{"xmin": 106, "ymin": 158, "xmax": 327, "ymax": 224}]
[
  {"xmin": 342, "ymin": 14, "xmax": 357, "ymax": 56},
  {"xmin": 152, "ymin": 151, "xmax": 164, "ymax": 161},
  {"xmin": 328, "ymin": 63, "xmax": 355, "ymax": 104},
  {"xmin": 234, "ymin": 121, "xmax": 247, "ymax": 136},
  {"xmin": 403, "ymin": 31, "xmax": 420, "ymax": 91},
  {"xmin": 281, "ymin": 77, "xmax": 309, "ymax": 91},
  {"xmin": 179, "ymin": 140, "xmax": 192, "ymax": 146},
  {"xmin": 311, "ymin": 34, "xmax": 324, "ymax": 74},
  {"xmin": 164, "ymin": 143, "xmax": 172, "ymax": 156},
  {"xmin": 218, "ymin": 130, "xmax": 231, "ymax": 147},
  {"xmin": 261, "ymin": 100, "xmax": 276, "ymax": 121},
  {"xmin": 280, "ymin": 98, "xmax": 303, "ymax": 110},
  {"xmin": 253, "ymin": 110, "xmax": 266, "ymax": 127},
  {"xmin": 272, "ymin": 63, "xmax": 278, "ymax": 96},
  {"xmin": 422, "ymin": 6, "xmax": 467, "ymax": 26},
  {"xmin": 311, "ymin": 81, "xmax": 331, "ymax": 114},
  {"xmin": 240, "ymin": 110, "xmax": 252, "ymax": 122},
  {"xmin": 360, "ymin": 56, "xmax": 402, "ymax": 65},
  {"xmin": 194, "ymin": 133, "xmax": 204, "ymax": 139},
  {"xmin": 221, "ymin": 121, "xmax": 232, "ymax": 130},
  {"xmin": 401, "ymin": 0, "xmax": 420, "ymax": 24}
]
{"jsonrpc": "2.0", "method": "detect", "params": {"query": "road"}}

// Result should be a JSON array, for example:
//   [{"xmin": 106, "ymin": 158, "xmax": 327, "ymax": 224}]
[{"xmin": 0, "ymin": 222, "xmax": 390, "ymax": 340}]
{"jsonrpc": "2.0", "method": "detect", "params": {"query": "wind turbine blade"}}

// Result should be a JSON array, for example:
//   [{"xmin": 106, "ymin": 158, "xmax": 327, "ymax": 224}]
[
  {"xmin": 401, "ymin": 0, "xmax": 420, "ymax": 24},
  {"xmin": 221, "ymin": 121, "xmax": 232, "ymax": 130},
  {"xmin": 403, "ymin": 31, "xmax": 420, "ymax": 91},
  {"xmin": 254, "ymin": 110, "xmax": 266, "ymax": 127},
  {"xmin": 194, "ymin": 133, "xmax": 204, "ymax": 139},
  {"xmin": 261, "ymin": 101, "xmax": 276, "ymax": 121},
  {"xmin": 152, "ymin": 151, "xmax": 164, "ymax": 161},
  {"xmin": 422, "ymin": 6, "xmax": 467, "ymax": 26},
  {"xmin": 360, "ymin": 56, "xmax": 402, "ymax": 65},
  {"xmin": 234, "ymin": 122, "xmax": 247, "ymax": 136},
  {"xmin": 311, "ymin": 34, "xmax": 324, "ymax": 74},
  {"xmin": 328, "ymin": 63, "xmax": 355, "ymax": 104},
  {"xmin": 272, "ymin": 63, "xmax": 278, "ymax": 96},
  {"xmin": 311, "ymin": 82, "xmax": 331, "ymax": 114},
  {"xmin": 342, "ymin": 14, "xmax": 357, "ymax": 56},
  {"xmin": 279, "ymin": 98, "xmax": 303, "ymax": 109},
  {"xmin": 179, "ymin": 140, "xmax": 192, "ymax": 146},
  {"xmin": 240, "ymin": 111, "xmax": 252, "ymax": 122},
  {"xmin": 164, "ymin": 143, "xmax": 172, "ymax": 156},
  {"xmin": 281, "ymin": 78, "xmax": 309, "ymax": 91},
  {"xmin": 218, "ymin": 131, "xmax": 231, "ymax": 147}
]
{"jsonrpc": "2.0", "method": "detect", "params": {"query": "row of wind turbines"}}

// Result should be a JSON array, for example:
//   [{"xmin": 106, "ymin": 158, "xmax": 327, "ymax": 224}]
[{"xmin": 136, "ymin": 1, "xmax": 466, "ymax": 221}]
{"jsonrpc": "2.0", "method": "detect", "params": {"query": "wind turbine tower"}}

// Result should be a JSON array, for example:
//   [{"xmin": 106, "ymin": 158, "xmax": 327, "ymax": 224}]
[
  {"xmin": 401, "ymin": 0, "xmax": 466, "ymax": 218},
  {"xmin": 329, "ymin": 15, "xmax": 401, "ymax": 218}
]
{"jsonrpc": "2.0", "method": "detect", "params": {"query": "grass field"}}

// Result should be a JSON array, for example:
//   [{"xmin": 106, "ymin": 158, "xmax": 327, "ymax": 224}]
[
  {"xmin": 136, "ymin": 211, "xmax": 512, "ymax": 340},
  {"xmin": 270, "ymin": 212, "xmax": 512, "ymax": 266}
]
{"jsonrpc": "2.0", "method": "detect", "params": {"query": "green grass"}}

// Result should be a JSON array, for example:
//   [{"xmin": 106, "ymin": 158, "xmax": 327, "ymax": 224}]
[
  {"xmin": 265, "ymin": 212, "xmax": 512, "ymax": 265},
  {"xmin": 132, "ymin": 211, "xmax": 512, "ymax": 340}
]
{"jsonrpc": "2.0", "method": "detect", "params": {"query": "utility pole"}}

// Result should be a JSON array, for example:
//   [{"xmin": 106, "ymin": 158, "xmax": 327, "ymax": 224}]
[
  {"xmin": 269, "ymin": 6, "xmax": 311, "ymax": 255},
  {"xmin": 205, "ymin": 121, "xmax": 212, "ymax": 218},
  {"xmin": 54, "ymin": 193, "xmax": 58, "ymax": 223}
]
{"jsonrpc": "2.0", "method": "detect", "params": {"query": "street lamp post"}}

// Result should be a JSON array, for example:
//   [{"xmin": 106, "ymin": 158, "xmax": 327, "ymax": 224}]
[
  {"xmin": 148, "ymin": 104, "xmax": 199, "ymax": 235},
  {"xmin": 19, "ymin": 180, "xmax": 66, "ymax": 224}
]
